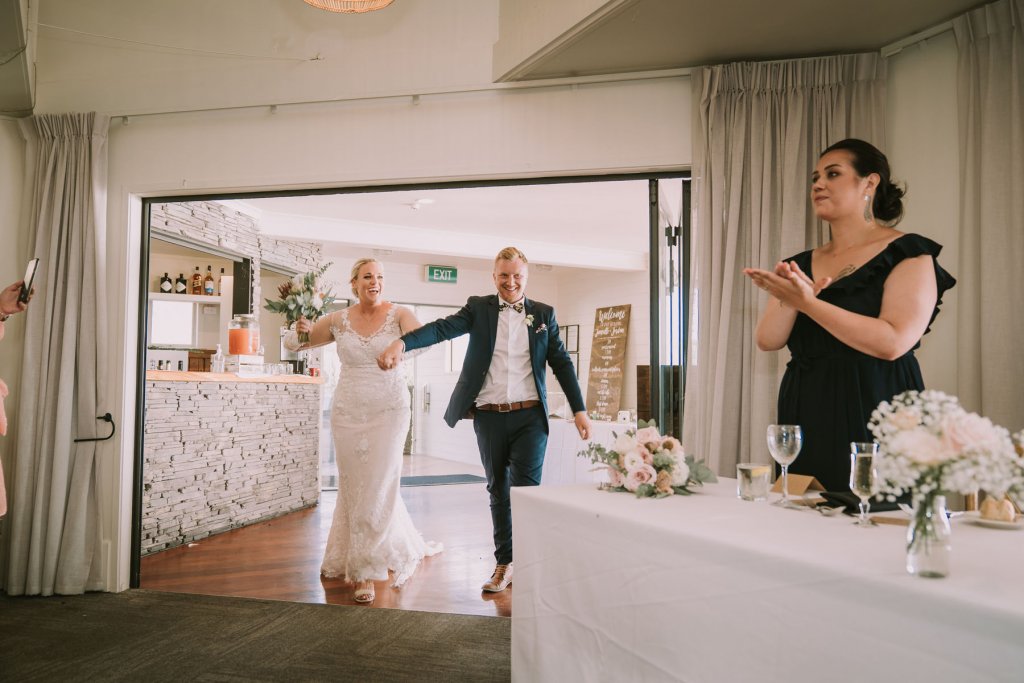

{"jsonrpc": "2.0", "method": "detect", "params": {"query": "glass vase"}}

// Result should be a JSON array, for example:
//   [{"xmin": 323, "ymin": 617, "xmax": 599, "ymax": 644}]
[{"xmin": 906, "ymin": 494, "xmax": 951, "ymax": 578}]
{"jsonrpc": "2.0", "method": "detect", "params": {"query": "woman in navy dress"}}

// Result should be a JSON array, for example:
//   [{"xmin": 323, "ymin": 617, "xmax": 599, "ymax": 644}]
[{"xmin": 744, "ymin": 139, "xmax": 956, "ymax": 492}]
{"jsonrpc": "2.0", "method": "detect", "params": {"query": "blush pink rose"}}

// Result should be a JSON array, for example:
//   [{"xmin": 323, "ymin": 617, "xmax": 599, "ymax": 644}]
[
  {"xmin": 941, "ymin": 412, "xmax": 1004, "ymax": 455},
  {"xmin": 624, "ymin": 464, "xmax": 657, "ymax": 492},
  {"xmin": 606, "ymin": 466, "xmax": 625, "ymax": 488},
  {"xmin": 889, "ymin": 428, "xmax": 952, "ymax": 465},
  {"xmin": 891, "ymin": 407, "xmax": 922, "ymax": 431},
  {"xmin": 635, "ymin": 426, "xmax": 662, "ymax": 448}
]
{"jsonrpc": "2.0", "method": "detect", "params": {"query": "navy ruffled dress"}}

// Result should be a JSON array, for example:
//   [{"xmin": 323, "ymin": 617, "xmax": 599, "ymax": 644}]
[{"xmin": 777, "ymin": 233, "xmax": 956, "ymax": 492}]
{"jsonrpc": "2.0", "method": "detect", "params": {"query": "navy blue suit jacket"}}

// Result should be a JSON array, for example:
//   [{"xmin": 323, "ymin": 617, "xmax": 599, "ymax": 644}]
[{"xmin": 401, "ymin": 295, "xmax": 586, "ymax": 428}]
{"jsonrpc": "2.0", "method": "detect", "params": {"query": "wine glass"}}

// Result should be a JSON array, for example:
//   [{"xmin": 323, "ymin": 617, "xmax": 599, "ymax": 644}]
[
  {"xmin": 849, "ymin": 442, "xmax": 879, "ymax": 527},
  {"xmin": 766, "ymin": 425, "xmax": 803, "ymax": 509}
]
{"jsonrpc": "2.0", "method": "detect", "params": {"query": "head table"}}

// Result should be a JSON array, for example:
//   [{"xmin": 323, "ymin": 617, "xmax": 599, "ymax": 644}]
[{"xmin": 511, "ymin": 480, "xmax": 1024, "ymax": 682}]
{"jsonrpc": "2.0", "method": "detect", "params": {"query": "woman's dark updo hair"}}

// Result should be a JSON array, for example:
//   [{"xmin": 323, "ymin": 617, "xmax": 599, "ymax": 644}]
[{"xmin": 821, "ymin": 138, "xmax": 905, "ymax": 225}]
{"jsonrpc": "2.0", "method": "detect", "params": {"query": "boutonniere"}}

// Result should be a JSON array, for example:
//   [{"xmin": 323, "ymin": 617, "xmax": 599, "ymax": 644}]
[{"xmin": 524, "ymin": 314, "xmax": 535, "ymax": 327}]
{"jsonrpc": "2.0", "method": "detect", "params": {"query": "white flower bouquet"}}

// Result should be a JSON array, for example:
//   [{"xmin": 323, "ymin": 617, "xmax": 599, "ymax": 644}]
[
  {"xmin": 264, "ymin": 262, "xmax": 336, "ymax": 342},
  {"xmin": 868, "ymin": 390, "xmax": 1023, "ymax": 504},
  {"xmin": 869, "ymin": 390, "xmax": 1023, "ymax": 577},
  {"xmin": 577, "ymin": 420, "xmax": 717, "ymax": 498}
]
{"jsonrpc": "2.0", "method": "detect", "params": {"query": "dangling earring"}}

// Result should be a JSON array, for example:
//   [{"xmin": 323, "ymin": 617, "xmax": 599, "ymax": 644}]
[{"xmin": 863, "ymin": 195, "xmax": 873, "ymax": 222}]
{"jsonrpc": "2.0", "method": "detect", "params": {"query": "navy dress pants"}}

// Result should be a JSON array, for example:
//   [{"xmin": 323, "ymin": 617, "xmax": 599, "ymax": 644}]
[{"xmin": 472, "ymin": 405, "xmax": 548, "ymax": 565}]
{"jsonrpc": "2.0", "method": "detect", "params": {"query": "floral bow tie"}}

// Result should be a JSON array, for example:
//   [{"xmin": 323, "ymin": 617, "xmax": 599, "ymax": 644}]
[{"xmin": 498, "ymin": 301, "xmax": 524, "ymax": 313}]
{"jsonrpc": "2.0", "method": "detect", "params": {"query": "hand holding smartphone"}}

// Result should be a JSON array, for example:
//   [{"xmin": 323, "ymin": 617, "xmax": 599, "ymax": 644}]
[{"xmin": 18, "ymin": 258, "xmax": 39, "ymax": 304}]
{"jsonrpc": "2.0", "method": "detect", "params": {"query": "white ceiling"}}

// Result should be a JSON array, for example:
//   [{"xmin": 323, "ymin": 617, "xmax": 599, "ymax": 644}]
[{"xmin": 232, "ymin": 178, "xmax": 667, "ymax": 272}]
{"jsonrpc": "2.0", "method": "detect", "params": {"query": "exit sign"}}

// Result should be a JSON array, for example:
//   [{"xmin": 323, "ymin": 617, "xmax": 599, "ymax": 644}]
[{"xmin": 425, "ymin": 265, "xmax": 457, "ymax": 284}]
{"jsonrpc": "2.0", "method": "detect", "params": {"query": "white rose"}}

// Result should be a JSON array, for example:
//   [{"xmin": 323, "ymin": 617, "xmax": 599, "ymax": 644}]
[
  {"xmin": 613, "ymin": 433, "xmax": 638, "ymax": 455},
  {"xmin": 311, "ymin": 294, "xmax": 324, "ymax": 309},
  {"xmin": 622, "ymin": 450, "xmax": 644, "ymax": 471},
  {"xmin": 671, "ymin": 460, "xmax": 690, "ymax": 486}
]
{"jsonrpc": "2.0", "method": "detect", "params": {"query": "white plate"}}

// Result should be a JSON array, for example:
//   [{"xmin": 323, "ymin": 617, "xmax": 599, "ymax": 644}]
[{"xmin": 961, "ymin": 511, "xmax": 1022, "ymax": 530}]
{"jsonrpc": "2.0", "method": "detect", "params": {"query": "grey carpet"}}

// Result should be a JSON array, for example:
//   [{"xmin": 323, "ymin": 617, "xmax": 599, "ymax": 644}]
[
  {"xmin": 400, "ymin": 474, "xmax": 486, "ymax": 487},
  {"xmin": 0, "ymin": 589, "xmax": 510, "ymax": 682}
]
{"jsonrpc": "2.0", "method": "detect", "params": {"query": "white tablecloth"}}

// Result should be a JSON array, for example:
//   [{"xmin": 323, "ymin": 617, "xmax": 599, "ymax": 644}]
[{"xmin": 511, "ymin": 482, "xmax": 1024, "ymax": 682}]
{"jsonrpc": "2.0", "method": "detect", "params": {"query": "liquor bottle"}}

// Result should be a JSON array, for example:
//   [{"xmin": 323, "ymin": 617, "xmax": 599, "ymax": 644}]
[
  {"xmin": 190, "ymin": 266, "xmax": 203, "ymax": 295},
  {"xmin": 159, "ymin": 272, "xmax": 172, "ymax": 293},
  {"xmin": 204, "ymin": 266, "xmax": 215, "ymax": 295},
  {"xmin": 175, "ymin": 273, "xmax": 188, "ymax": 294},
  {"xmin": 218, "ymin": 267, "xmax": 225, "ymax": 295}
]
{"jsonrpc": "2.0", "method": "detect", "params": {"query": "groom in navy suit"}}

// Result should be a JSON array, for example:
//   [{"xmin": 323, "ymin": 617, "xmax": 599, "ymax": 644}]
[{"xmin": 378, "ymin": 246, "xmax": 591, "ymax": 592}]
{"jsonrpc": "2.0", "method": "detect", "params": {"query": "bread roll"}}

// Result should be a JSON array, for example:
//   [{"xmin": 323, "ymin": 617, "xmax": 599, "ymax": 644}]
[{"xmin": 980, "ymin": 496, "xmax": 1016, "ymax": 522}]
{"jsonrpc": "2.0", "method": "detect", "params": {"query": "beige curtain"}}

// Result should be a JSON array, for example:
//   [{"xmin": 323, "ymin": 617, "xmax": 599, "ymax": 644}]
[
  {"xmin": 954, "ymin": 0, "xmax": 1024, "ymax": 432},
  {"xmin": 5, "ymin": 113, "xmax": 109, "ymax": 595},
  {"xmin": 683, "ymin": 55, "xmax": 887, "ymax": 476}
]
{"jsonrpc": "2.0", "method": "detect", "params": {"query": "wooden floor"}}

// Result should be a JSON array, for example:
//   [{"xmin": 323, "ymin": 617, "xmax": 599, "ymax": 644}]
[{"xmin": 140, "ymin": 455, "xmax": 512, "ymax": 617}]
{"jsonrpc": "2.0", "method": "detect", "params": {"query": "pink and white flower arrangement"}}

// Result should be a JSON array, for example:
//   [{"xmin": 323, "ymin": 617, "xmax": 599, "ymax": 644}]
[
  {"xmin": 868, "ymin": 390, "xmax": 1024, "ymax": 505},
  {"xmin": 577, "ymin": 420, "xmax": 716, "ymax": 498}
]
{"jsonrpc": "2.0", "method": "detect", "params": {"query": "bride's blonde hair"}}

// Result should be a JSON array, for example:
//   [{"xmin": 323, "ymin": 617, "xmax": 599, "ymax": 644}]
[{"xmin": 349, "ymin": 258, "xmax": 381, "ymax": 297}]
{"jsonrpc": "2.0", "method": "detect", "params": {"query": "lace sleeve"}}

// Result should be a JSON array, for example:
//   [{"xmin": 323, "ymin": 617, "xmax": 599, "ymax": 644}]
[{"xmin": 393, "ymin": 305, "xmax": 429, "ymax": 360}]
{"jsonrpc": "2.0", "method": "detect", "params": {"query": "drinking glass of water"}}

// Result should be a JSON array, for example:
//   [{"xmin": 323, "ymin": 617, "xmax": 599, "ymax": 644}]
[{"xmin": 767, "ymin": 425, "xmax": 803, "ymax": 509}]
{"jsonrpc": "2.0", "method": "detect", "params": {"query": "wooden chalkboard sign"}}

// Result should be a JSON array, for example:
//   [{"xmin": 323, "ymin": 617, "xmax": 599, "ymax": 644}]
[{"xmin": 585, "ymin": 304, "xmax": 631, "ymax": 421}]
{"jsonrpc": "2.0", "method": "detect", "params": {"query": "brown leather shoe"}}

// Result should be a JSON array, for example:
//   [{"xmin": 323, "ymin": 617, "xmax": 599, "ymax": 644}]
[{"xmin": 482, "ymin": 563, "xmax": 513, "ymax": 592}]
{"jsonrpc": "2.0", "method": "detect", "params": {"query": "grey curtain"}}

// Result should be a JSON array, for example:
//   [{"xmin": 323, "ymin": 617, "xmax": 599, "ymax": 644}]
[
  {"xmin": 683, "ymin": 55, "xmax": 887, "ymax": 476},
  {"xmin": 5, "ymin": 113, "xmax": 109, "ymax": 595},
  {"xmin": 953, "ymin": 0, "xmax": 1024, "ymax": 431}
]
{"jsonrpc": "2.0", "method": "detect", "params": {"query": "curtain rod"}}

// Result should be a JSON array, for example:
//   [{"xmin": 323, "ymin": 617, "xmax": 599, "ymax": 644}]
[
  {"xmin": 881, "ymin": 20, "xmax": 954, "ymax": 57},
  {"xmin": 111, "ymin": 67, "xmax": 693, "ymax": 121}
]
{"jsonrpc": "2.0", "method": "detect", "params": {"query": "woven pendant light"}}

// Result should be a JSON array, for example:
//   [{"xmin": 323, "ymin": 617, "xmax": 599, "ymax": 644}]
[{"xmin": 303, "ymin": 0, "xmax": 394, "ymax": 13}]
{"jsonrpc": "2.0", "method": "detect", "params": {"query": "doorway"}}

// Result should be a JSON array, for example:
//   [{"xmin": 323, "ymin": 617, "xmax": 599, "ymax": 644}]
[{"xmin": 131, "ymin": 172, "xmax": 690, "ymax": 598}]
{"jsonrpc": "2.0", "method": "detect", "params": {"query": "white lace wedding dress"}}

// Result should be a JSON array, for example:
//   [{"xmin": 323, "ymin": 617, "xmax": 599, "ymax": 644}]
[{"xmin": 320, "ymin": 306, "xmax": 441, "ymax": 586}]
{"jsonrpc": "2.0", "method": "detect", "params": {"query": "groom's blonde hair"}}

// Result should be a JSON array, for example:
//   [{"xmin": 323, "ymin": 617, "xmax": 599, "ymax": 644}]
[
  {"xmin": 350, "ymin": 258, "xmax": 381, "ymax": 296},
  {"xmin": 494, "ymin": 247, "xmax": 528, "ymax": 265}
]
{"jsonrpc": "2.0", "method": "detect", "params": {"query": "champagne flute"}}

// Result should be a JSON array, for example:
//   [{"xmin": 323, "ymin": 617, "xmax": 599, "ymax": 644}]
[
  {"xmin": 766, "ymin": 425, "xmax": 803, "ymax": 509},
  {"xmin": 849, "ymin": 442, "xmax": 879, "ymax": 527}
]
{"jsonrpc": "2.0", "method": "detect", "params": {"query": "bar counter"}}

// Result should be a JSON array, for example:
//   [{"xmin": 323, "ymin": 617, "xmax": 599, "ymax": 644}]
[
  {"xmin": 143, "ymin": 370, "xmax": 323, "ymax": 554},
  {"xmin": 145, "ymin": 370, "xmax": 323, "ymax": 384}
]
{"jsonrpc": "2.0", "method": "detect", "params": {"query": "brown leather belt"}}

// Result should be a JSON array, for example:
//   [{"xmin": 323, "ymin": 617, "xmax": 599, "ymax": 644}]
[{"xmin": 474, "ymin": 400, "xmax": 541, "ymax": 413}]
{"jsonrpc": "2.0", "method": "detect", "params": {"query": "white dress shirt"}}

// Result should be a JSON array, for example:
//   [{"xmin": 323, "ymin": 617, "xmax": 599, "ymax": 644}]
[{"xmin": 477, "ymin": 302, "xmax": 540, "ymax": 406}]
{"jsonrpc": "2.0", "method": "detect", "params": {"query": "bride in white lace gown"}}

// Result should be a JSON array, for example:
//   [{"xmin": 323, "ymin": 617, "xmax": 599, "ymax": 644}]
[{"xmin": 287, "ymin": 259, "xmax": 441, "ymax": 603}]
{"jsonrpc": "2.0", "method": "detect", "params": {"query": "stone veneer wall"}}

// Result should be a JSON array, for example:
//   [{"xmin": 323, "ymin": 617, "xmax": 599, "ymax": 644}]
[
  {"xmin": 149, "ymin": 200, "xmax": 324, "ymax": 321},
  {"xmin": 142, "ymin": 379, "xmax": 321, "ymax": 554}
]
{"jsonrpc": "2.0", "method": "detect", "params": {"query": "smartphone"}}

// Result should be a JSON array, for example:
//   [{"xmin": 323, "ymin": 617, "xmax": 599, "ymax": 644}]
[{"xmin": 19, "ymin": 258, "xmax": 39, "ymax": 304}]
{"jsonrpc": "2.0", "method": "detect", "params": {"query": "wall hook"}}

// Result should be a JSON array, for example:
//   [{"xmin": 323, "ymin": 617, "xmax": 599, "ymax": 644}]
[{"xmin": 74, "ymin": 413, "xmax": 116, "ymax": 443}]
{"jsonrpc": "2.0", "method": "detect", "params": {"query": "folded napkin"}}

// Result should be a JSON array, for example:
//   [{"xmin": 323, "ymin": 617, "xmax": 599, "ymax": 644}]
[{"xmin": 819, "ymin": 491, "xmax": 901, "ymax": 514}]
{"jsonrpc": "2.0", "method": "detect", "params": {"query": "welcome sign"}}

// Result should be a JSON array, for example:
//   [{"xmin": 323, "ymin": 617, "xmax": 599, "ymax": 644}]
[{"xmin": 585, "ymin": 304, "xmax": 631, "ymax": 421}]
